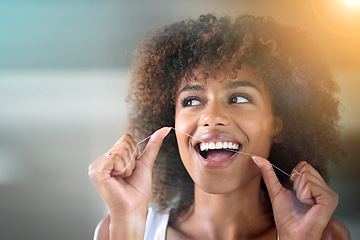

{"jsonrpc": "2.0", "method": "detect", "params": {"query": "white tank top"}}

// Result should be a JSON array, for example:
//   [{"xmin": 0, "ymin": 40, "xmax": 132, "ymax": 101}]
[{"xmin": 144, "ymin": 208, "xmax": 170, "ymax": 240}]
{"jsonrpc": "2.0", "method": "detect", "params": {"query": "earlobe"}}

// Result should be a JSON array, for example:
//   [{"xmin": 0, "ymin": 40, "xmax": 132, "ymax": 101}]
[{"xmin": 271, "ymin": 116, "xmax": 283, "ymax": 143}]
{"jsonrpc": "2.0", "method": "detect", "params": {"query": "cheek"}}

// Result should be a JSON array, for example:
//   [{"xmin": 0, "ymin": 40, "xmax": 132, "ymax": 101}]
[
  {"xmin": 174, "ymin": 112, "xmax": 188, "ymax": 146},
  {"xmin": 174, "ymin": 109, "xmax": 201, "ymax": 176},
  {"xmin": 242, "ymin": 115, "xmax": 274, "ymax": 156},
  {"xmin": 175, "ymin": 107, "xmax": 200, "ymax": 138},
  {"xmin": 174, "ymin": 111, "xmax": 192, "ymax": 158}
]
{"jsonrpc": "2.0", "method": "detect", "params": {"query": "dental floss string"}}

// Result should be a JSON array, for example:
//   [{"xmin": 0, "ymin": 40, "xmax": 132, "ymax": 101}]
[
  {"xmin": 123, "ymin": 135, "xmax": 152, "ymax": 172},
  {"xmin": 121, "ymin": 127, "xmax": 292, "ymax": 177}
]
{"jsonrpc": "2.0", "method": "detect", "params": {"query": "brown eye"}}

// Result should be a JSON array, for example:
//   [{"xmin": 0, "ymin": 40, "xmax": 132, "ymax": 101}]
[
  {"xmin": 229, "ymin": 94, "xmax": 250, "ymax": 104},
  {"xmin": 181, "ymin": 97, "xmax": 202, "ymax": 107}
]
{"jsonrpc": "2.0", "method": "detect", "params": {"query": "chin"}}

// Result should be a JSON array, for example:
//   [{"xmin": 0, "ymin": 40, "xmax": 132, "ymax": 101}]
[{"xmin": 192, "ymin": 168, "xmax": 261, "ymax": 195}]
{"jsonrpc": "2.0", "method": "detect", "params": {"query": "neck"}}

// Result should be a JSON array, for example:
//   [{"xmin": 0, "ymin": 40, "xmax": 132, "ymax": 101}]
[{"xmin": 176, "ymin": 176, "xmax": 275, "ymax": 239}]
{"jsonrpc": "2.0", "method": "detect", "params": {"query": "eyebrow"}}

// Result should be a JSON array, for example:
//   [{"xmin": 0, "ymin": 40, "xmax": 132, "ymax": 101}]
[
  {"xmin": 177, "ymin": 80, "xmax": 261, "ymax": 95},
  {"xmin": 224, "ymin": 81, "xmax": 261, "ymax": 92},
  {"xmin": 178, "ymin": 84, "xmax": 205, "ymax": 94}
]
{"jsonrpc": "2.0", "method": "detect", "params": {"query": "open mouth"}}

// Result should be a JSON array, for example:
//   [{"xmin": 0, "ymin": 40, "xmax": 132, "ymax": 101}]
[{"xmin": 196, "ymin": 141, "xmax": 241, "ymax": 161}]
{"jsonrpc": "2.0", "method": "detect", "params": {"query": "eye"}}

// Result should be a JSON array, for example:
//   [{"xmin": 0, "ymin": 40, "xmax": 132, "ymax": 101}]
[
  {"xmin": 181, "ymin": 97, "xmax": 203, "ymax": 107},
  {"xmin": 229, "ymin": 94, "xmax": 252, "ymax": 104}
]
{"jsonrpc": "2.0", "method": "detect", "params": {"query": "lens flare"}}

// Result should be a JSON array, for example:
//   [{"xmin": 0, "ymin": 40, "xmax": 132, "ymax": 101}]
[
  {"xmin": 344, "ymin": 0, "xmax": 360, "ymax": 7},
  {"xmin": 311, "ymin": 0, "xmax": 360, "ymax": 38}
]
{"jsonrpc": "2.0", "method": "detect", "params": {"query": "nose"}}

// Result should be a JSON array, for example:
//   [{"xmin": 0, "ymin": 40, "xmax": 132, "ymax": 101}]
[{"xmin": 199, "ymin": 101, "xmax": 231, "ymax": 128}]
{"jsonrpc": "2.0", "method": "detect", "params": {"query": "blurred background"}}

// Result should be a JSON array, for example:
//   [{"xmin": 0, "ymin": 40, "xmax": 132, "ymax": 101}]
[{"xmin": 0, "ymin": 0, "xmax": 359, "ymax": 239}]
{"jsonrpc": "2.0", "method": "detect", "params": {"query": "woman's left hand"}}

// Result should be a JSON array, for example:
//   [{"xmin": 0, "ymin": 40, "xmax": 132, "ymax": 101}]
[{"xmin": 252, "ymin": 156, "xmax": 340, "ymax": 240}]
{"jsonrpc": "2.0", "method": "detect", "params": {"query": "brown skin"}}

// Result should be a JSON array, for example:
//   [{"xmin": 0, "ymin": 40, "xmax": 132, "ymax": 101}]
[
  {"xmin": 174, "ymin": 65, "xmax": 276, "ymax": 195},
  {"xmin": 168, "ymin": 64, "xmax": 277, "ymax": 239},
  {"xmin": 89, "ymin": 127, "xmax": 171, "ymax": 239},
  {"xmin": 94, "ymin": 216, "xmax": 349, "ymax": 240},
  {"xmin": 89, "ymin": 65, "xmax": 350, "ymax": 239}
]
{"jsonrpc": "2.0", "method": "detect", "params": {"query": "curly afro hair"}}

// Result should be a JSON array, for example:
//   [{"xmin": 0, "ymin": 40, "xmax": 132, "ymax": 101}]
[{"xmin": 126, "ymin": 14, "xmax": 343, "ymax": 217}]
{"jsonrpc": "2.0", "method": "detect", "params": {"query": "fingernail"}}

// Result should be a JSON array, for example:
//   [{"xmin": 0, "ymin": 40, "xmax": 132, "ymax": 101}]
[
  {"xmin": 161, "ymin": 127, "xmax": 171, "ymax": 138},
  {"xmin": 251, "ymin": 155, "xmax": 259, "ymax": 165},
  {"xmin": 166, "ymin": 126, "xmax": 172, "ymax": 134}
]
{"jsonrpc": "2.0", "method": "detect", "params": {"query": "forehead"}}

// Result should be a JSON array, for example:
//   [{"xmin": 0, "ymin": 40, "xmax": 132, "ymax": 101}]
[{"xmin": 177, "ymin": 63, "xmax": 264, "ymax": 91}]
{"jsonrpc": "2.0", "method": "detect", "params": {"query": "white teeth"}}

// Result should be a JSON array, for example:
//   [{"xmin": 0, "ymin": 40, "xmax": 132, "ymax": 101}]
[{"xmin": 199, "ymin": 141, "xmax": 240, "ymax": 151}]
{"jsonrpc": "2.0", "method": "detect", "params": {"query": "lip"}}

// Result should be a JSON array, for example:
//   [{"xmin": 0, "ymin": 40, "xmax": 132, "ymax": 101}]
[
  {"xmin": 193, "ymin": 133, "xmax": 242, "ymax": 169},
  {"xmin": 198, "ymin": 150, "xmax": 239, "ymax": 169}
]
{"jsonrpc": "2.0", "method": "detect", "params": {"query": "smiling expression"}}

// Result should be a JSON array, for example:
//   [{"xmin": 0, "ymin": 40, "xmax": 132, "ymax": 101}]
[{"xmin": 174, "ymin": 64, "xmax": 279, "ymax": 193}]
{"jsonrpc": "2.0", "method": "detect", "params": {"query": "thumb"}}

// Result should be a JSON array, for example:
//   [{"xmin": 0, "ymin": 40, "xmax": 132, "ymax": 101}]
[
  {"xmin": 251, "ymin": 155, "xmax": 285, "ymax": 201},
  {"xmin": 138, "ymin": 127, "xmax": 171, "ymax": 170}
]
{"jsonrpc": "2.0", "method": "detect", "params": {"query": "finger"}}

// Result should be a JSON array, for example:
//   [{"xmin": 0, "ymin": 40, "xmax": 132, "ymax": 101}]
[
  {"xmin": 110, "ymin": 134, "xmax": 139, "ymax": 173},
  {"xmin": 293, "ymin": 170, "xmax": 325, "ymax": 196},
  {"xmin": 301, "ymin": 182, "xmax": 339, "ymax": 229},
  {"xmin": 114, "ymin": 133, "xmax": 137, "ymax": 149},
  {"xmin": 109, "ymin": 141, "xmax": 138, "ymax": 177},
  {"xmin": 251, "ymin": 155, "xmax": 285, "ymax": 201},
  {"xmin": 131, "ymin": 154, "xmax": 137, "ymax": 173},
  {"xmin": 290, "ymin": 161, "xmax": 325, "ymax": 185},
  {"xmin": 138, "ymin": 127, "xmax": 171, "ymax": 170},
  {"xmin": 293, "ymin": 172, "xmax": 335, "ymax": 207},
  {"xmin": 111, "ymin": 134, "xmax": 138, "ymax": 158},
  {"xmin": 289, "ymin": 163, "xmax": 304, "ymax": 184},
  {"xmin": 125, "ymin": 152, "xmax": 136, "ymax": 177},
  {"xmin": 294, "ymin": 173, "xmax": 319, "ymax": 206},
  {"xmin": 89, "ymin": 135, "xmax": 139, "ymax": 181}
]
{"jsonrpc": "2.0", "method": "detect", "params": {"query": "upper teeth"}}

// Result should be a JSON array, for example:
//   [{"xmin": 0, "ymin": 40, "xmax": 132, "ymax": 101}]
[{"xmin": 200, "ymin": 142, "xmax": 240, "ymax": 151}]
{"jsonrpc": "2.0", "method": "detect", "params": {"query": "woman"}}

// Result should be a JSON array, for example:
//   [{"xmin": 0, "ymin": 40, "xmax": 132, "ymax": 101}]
[{"xmin": 89, "ymin": 14, "xmax": 350, "ymax": 239}]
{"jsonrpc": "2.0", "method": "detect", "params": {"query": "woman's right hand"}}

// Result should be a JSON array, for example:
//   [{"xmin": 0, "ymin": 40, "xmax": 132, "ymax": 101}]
[{"xmin": 88, "ymin": 127, "xmax": 171, "ymax": 239}]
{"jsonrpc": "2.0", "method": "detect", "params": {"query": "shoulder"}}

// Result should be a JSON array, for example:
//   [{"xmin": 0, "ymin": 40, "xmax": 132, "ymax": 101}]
[
  {"xmin": 92, "ymin": 209, "xmax": 170, "ymax": 240},
  {"xmin": 322, "ymin": 217, "xmax": 350, "ymax": 240},
  {"xmin": 93, "ymin": 215, "xmax": 110, "ymax": 240}
]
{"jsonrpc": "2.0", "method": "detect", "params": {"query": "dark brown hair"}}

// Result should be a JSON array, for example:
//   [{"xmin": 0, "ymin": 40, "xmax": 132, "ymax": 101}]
[{"xmin": 126, "ymin": 14, "xmax": 343, "ymax": 217}]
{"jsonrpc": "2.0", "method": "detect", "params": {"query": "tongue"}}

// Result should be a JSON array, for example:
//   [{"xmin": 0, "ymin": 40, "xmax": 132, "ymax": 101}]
[{"xmin": 206, "ymin": 150, "xmax": 234, "ymax": 161}]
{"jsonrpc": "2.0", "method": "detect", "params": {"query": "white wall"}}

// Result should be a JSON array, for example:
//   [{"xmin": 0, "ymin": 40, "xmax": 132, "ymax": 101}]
[{"xmin": 0, "ymin": 69, "xmax": 130, "ymax": 239}]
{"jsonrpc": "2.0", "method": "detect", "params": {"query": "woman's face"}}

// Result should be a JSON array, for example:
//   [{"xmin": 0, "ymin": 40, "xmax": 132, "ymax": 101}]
[{"xmin": 175, "ymin": 64, "xmax": 279, "ymax": 194}]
